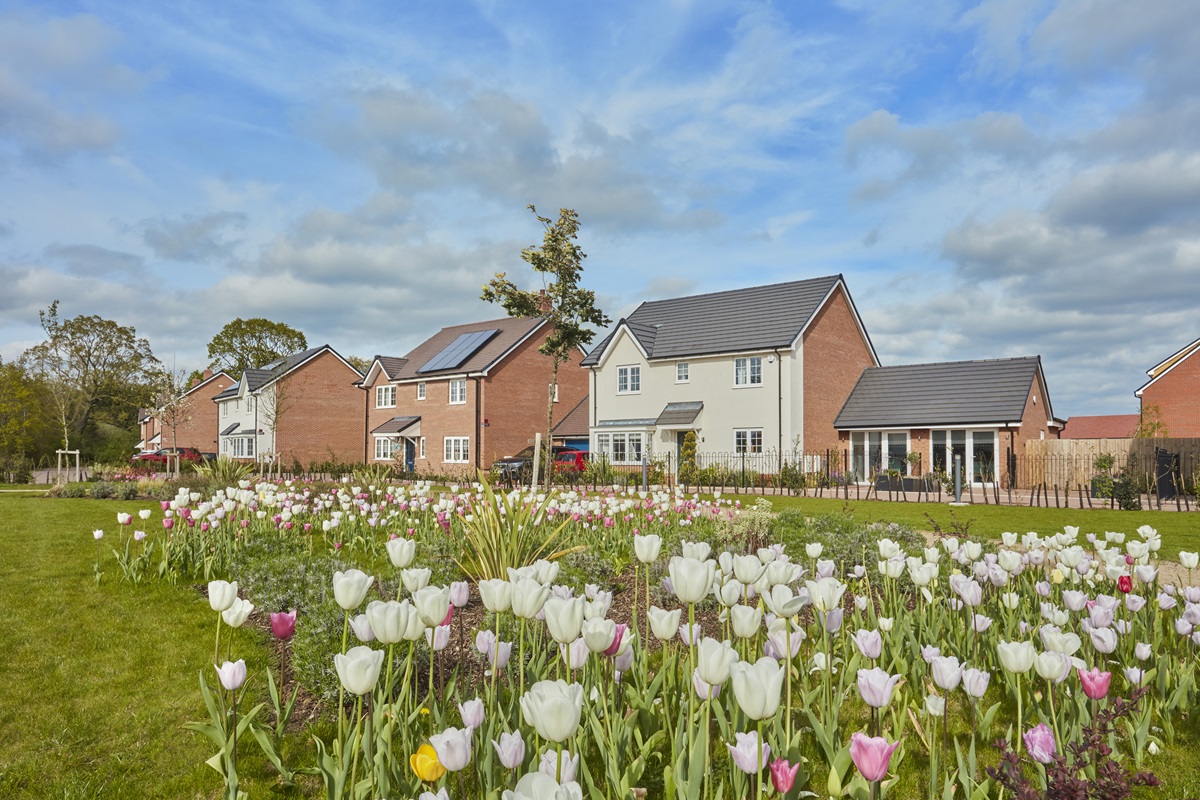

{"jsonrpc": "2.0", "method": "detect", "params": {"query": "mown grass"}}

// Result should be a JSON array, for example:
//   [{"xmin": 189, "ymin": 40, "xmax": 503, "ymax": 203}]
[
  {"xmin": 760, "ymin": 495, "xmax": 1200, "ymax": 553},
  {"xmin": 0, "ymin": 495, "xmax": 290, "ymax": 799},
  {"xmin": 1, "ymin": 492, "xmax": 1198, "ymax": 798}
]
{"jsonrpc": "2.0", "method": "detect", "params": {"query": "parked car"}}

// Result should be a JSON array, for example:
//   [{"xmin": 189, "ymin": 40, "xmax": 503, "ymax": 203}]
[
  {"xmin": 493, "ymin": 445, "xmax": 582, "ymax": 481},
  {"xmin": 553, "ymin": 450, "xmax": 589, "ymax": 473},
  {"xmin": 130, "ymin": 447, "xmax": 204, "ymax": 466}
]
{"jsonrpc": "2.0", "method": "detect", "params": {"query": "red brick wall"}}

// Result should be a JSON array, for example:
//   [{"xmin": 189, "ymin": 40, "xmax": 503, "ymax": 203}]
[
  {"xmin": 365, "ymin": 369, "xmax": 402, "ymax": 463},
  {"xmin": 389, "ymin": 376, "xmax": 478, "ymax": 475},
  {"xmin": 275, "ymin": 352, "xmax": 365, "ymax": 467},
  {"xmin": 1141, "ymin": 352, "xmax": 1200, "ymax": 437},
  {"xmin": 479, "ymin": 330, "xmax": 589, "ymax": 467},
  {"xmin": 803, "ymin": 285, "xmax": 876, "ymax": 453},
  {"xmin": 158, "ymin": 376, "xmax": 234, "ymax": 454},
  {"xmin": 1011, "ymin": 372, "xmax": 1058, "ymax": 456}
]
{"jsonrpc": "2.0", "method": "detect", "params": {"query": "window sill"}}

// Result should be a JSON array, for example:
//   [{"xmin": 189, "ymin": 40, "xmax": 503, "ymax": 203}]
[{"xmin": 732, "ymin": 383, "xmax": 763, "ymax": 389}]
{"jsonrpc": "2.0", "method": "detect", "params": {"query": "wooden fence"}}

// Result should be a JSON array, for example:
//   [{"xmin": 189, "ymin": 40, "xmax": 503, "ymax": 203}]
[{"xmin": 1022, "ymin": 438, "xmax": 1200, "ymax": 489}]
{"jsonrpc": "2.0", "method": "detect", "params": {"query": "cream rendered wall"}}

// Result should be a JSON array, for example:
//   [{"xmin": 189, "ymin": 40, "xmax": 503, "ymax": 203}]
[
  {"xmin": 216, "ymin": 386, "xmax": 274, "ymax": 459},
  {"xmin": 788, "ymin": 343, "xmax": 805, "ymax": 451},
  {"xmin": 592, "ymin": 328, "xmax": 799, "ymax": 456}
]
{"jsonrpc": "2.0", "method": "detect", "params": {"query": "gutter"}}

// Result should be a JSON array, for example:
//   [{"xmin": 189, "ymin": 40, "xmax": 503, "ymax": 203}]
[
  {"xmin": 775, "ymin": 348, "xmax": 783, "ymax": 454},
  {"xmin": 474, "ymin": 377, "xmax": 482, "ymax": 470}
]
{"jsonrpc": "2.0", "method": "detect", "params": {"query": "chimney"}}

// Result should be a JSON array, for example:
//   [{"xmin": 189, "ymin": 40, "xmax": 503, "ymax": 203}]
[
  {"xmin": 539, "ymin": 289, "xmax": 552, "ymax": 315},
  {"xmin": 203, "ymin": 368, "xmax": 213, "ymax": 380}
]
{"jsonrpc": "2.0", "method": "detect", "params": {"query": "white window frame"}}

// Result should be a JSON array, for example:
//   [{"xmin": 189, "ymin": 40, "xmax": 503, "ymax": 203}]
[
  {"xmin": 734, "ymin": 356, "xmax": 763, "ymax": 387},
  {"xmin": 734, "ymin": 428, "xmax": 763, "ymax": 454},
  {"xmin": 374, "ymin": 436, "xmax": 394, "ymax": 461},
  {"xmin": 617, "ymin": 365, "xmax": 641, "ymax": 394},
  {"xmin": 676, "ymin": 362, "xmax": 689, "ymax": 383},
  {"xmin": 221, "ymin": 403, "xmax": 228, "ymax": 418},
  {"xmin": 375, "ymin": 385, "xmax": 396, "ymax": 409},
  {"xmin": 419, "ymin": 436, "xmax": 426, "ymax": 459},
  {"xmin": 929, "ymin": 429, "xmax": 998, "ymax": 486},
  {"xmin": 449, "ymin": 379, "xmax": 467, "ymax": 405},
  {"xmin": 417, "ymin": 382, "xmax": 426, "ymax": 401},
  {"xmin": 443, "ymin": 436, "xmax": 470, "ymax": 463},
  {"xmin": 593, "ymin": 431, "xmax": 646, "ymax": 465}
]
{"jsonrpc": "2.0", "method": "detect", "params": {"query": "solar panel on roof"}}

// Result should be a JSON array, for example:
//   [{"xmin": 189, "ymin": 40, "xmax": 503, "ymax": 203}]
[{"xmin": 417, "ymin": 329, "xmax": 500, "ymax": 373}]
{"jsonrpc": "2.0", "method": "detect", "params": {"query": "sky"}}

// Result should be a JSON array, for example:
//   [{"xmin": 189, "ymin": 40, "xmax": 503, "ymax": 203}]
[{"xmin": 1, "ymin": 0, "xmax": 1198, "ymax": 418}]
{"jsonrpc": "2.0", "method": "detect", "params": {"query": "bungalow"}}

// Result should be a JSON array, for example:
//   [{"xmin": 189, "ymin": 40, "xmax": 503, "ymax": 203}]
[
  {"xmin": 136, "ymin": 369, "xmax": 236, "ymax": 454},
  {"xmin": 834, "ymin": 356, "xmax": 1061, "ymax": 486},
  {"xmin": 1135, "ymin": 336, "xmax": 1200, "ymax": 437},
  {"xmin": 580, "ymin": 275, "xmax": 878, "ymax": 469},
  {"xmin": 358, "ymin": 316, "xmax": 588, "ymax": 475},
  {"xmin": 213, "ymin": 346, "xmax": 364, "ymax": 467}
]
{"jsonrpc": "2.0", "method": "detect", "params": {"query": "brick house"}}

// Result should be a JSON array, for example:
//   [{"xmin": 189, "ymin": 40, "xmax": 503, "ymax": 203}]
[
  {"xmin": 358, "ymin": 317, "xmax": 588, "ymax": 475},
  {"xmin": 834, "ymin": 356, "xmax": 1061, "ymax": 487},
  {"xmin": 1061, "ymin": 415, "xmax": 1139, "ymax": 439},
  {"xmin": 579, "ymin": 275, "xmax": 878, "ymax": 470},
  {"xmin": 136, "ymin": 369, "xmax": 236, "ymax": 454},
  {"xmin": 1135, "ymin": 336, "xmax": 1200, "ymax": 437},
  {"xmin": 213, "ymin": 346, "xmax": 364, "ymax": 466}
]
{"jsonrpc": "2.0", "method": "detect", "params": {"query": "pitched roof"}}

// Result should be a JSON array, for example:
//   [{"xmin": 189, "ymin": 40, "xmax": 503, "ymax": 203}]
[
  {"xmin": 378, "ymin": 356, "xmax": 409, "ymax": 380},
  {"xmin": 552, "ymin": 398, "xmax": 589, "ymax": 438},
  {"xmin": 835, "ymin": 356, "xmax": 1047, "ymax": 429},
  {"xmin": 655, "ymin": 401, "xmax": 703, "ymax": 426},
  {"xmin": 1136, "ymin": 335, "xmax": 1200, "ymax": 397},
  {"xmin": 371, "ymin": 416, "xmax": 421, "ymax": 435},
  {"xmin": 1061, "ymin": 414, "xmax": 1139, "ymax": 440},
  {"xmin": 581, "ymin": 275, "xmax": 866, "ymax": 365},
  {"xmin": 389, "ymin": 317, "xmax": 545, "ymax": 381},
  {"xmin": 213, "ymin": 345, "xmax": 358, "ymax": 400}
]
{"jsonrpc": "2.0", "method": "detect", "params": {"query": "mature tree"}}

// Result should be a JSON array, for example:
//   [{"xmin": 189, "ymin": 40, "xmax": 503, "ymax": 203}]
[
  {"xmin": 482, "ymin": 206, "xmax": 610, "ymax": 489},
  {"xmin": 0, "ymin": 358, "xmax": 44, "ymax": 458},
  {"xmin": 206, "ymin": 318, "xmax": 307, "ymax": 377},
  {"xmin": 344, "ymin": 354, "xmax": 372, "ymax": 375},
  {"xmin": 21, "ymin": 302, "xmax": 160, "ymax": 453}
]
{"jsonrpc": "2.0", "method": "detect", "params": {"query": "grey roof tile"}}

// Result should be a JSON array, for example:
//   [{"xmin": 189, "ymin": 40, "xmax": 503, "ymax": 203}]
[
  {"xmin": 835, "ymin": 357, "xmax": 1045, "ymax": 429},
  {"xmin": 371, "ymin": 416, "xmax": 421, "ymax": 435},
  {"xmin": 655, "ymin": 401, "xmax": 703, "ymax": 426},
  {"xmin": 581, "ymin": 275, "xmax": 844, "ymax": 365},
  {"xmin": 552, "ymin": 397, "xmax": 589, "ymax": 438}
]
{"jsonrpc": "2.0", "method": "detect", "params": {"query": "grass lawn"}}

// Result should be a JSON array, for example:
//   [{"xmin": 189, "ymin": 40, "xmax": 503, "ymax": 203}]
[
  {"xmin": 0, "ymin": 495, "xmax": 288, "ymax": 799},
  {"xmin": 1, "ymin": 492, "xmax": 1198, "ymax": 798},
  {"xmin": 758, "ymin": 495, "xmax": 1200, "ymax": 553}
]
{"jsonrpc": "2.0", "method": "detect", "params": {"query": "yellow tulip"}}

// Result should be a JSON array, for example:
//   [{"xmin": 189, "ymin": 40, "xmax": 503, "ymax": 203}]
[
  {"xmin": 410, "ymin": 743, "xmax": 446, "ymax": 782},
  {"xmin": 1050, "ymin": 568, "xmax": 1065, "ymax": 585}
]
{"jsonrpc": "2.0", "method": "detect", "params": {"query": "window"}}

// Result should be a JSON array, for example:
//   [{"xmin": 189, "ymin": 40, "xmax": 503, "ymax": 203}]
[
  {"xmin": 419, "ymin": 437, "xmax": 426, "ymax": 459},
  {"xmin": 221, "ymin": 403, "xmax": 228, "ymax": 418},
  {"xmin": 676, "ymin": 362, "xmax": 689, "ymax": 383},
  {"xmin": 375, "ymin": 385, "xmax": 396, "ymax": 409},
  {"xmin": 930, "ymin": 429, "xmax": 998, "ymax": 485},
  {"xmin": 550, "ymin": 383, "xmax": 559, "ymax": 403},
  {"xmin": 374, "ymin": 437, "xmax": 394, "ymax": 460},
  {"xmin": 449, "ymin": 379, "xmax": 466, "ymax": 404},
  {"xmin": 734, "ymin": 357, "xmax": 763, "ymax": 386},
  {"xmin": 734, "ymin": 429, "xmax": 763, "ymax": 454},
  {"xmin": 443, "ymin": 436, "xmax": 470, "ymax": 463},
  {"xmin": 617, "ymin": 365, "xmax": 641, "ymax": 394},
  {"xmin": 231, "ymin": 437, "xmax": 255, "ymax": 458},
  {"xmin": 595, "ymin": 432, "xmax": 644, "ymax": 464},
  {"xmin": 417, "ymin": 382, "xmax": 426, "ymax": 400}
]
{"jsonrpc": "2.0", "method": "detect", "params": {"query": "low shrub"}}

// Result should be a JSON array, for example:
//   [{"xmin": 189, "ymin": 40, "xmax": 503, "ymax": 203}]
[
  {"xmin": 771, "ymin": 509, "xmax": 924, "ymax": 569},
  {"xmin": 89, "ymin": 481, "xmax": 118, "ymax": 499}
]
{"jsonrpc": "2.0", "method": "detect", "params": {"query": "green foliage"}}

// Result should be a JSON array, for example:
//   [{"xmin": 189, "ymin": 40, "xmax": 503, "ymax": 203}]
[
  {"xmin": 713, "ymin": 498, "xmax": 774, "ymax": 552},
  {"xmin": 192, "ymin": 456, "xmax": 257, "ymax": 486},
  {"xmin": 449, "ymin": 473, "xmax": 575, "ymax": 580},
  {"xmin": 89, "ymin": 480, "xmax": 118, "ymax": 499},
  {"xmin": 1114, "ymin": 476, "xmax": 1143, "ymax": 511},
  {"xmin": 350, "ymin": 462, "xmax": 398, "ymax": 488},
  {"xmin": 678, "ymin": 431, "xmax": 698, "ymax": 484},
  {"xmin": 205, "ymin": 317, "xmax": 307, "ymax": 377},
  {"xmin": 20, "ymin": 300, "xmax": 159, "ymax": 455},
  {"xmin": 772, "ymin": 509, "xmax": 924, "ymax": 566}
]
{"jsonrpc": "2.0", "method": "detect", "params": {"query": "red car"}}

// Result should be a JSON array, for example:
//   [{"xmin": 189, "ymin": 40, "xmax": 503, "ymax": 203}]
[
  {"xmin": 553, "ymin": 450, "xmax": 589, "ymax": 473},
  {"xmin": 130, "ymin": 447, "xmax": 204, "ymax": 466}
]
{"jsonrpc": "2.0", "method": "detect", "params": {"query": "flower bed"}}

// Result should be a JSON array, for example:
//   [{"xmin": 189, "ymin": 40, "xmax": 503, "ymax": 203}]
[{"xmin": 88, "ymin": 478, "xmax": 1197, "ymax": 799}]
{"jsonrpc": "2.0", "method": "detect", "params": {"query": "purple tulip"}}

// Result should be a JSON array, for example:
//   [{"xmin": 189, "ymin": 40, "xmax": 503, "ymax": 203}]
[
  {"xmin": 215, "ymin": 659, "xmax": 247, "ymax": 692},
  {"xmin": 476, "ymin": 629, "xmax": 496, "ymax": 655},
  {"xmin": 850, "ymin": 732, "xmax": 900, "ymax": 781},
  {"xmin": 489, "ymin": 640, "xmax": 513, "ymax": 670},
  {"xmin": 725, "ymin": 731, "xmax": 770, "ymax": 774},
  {"xmin": 459, "ymin": 697, "xmax": 484, "ymax": 729},
  {"xmin": 857, "ymin": 667, "xmax": 903, "ymax": 709},
  {"xmin": 270, "ymin": 609, "xmax": 297, "ymax": 640},
  {"xmin": 693, "ymin": 668, "xmax": 721, "ymax": 700},
  {"xmin": 1023, "ymin": 723, "xmax": 1056, "ymax": 764},
  {"xmin": 491, "ymin": 730, "xmax": 525, "ymax": 769},
  {"xmin": 852, "ymin": 629, "xmax": 883, "ymax": 660}
]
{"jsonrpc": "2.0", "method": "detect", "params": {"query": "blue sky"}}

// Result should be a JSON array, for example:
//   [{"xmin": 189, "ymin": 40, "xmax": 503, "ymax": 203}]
[{"xmin": 2, "ymin": 0, "xmax": 1198, "ymax": 417}]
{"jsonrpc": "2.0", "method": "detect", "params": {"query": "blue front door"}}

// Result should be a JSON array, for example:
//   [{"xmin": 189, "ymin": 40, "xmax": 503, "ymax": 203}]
[{"xmin": 404, "ymin": 439, "xmax": 416, "ymax": 472}]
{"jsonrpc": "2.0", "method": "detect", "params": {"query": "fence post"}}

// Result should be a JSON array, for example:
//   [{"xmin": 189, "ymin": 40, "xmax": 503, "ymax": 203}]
[{"xmin": 953, "ymin": 454, "xmax": 962, "ymax": 503}]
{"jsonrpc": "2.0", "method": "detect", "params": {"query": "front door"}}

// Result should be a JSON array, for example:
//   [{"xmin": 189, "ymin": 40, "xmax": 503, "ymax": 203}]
[{"xmin": 404, "ymin": 439, "xmax": 416, "ymax": 472}]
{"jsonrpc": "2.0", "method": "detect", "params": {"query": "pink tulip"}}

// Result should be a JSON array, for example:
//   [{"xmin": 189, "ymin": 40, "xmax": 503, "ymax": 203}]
[
  {"xmin": 1023, "ymin": 723, "xmax": 1056, "ymax": 764},
  {"xmin": 1077, "ymin": 667, "xmax": 1111, "ymax": 700},
  {"xmin": 270, "ymin": 610, "xmax": 297, "ymax": 640},
  {"xmin": 850, "ymin": 732, "xmax": 900, "ymax": 781},
  {"xmin": 162, "ymin": 518, "xmax": 174, "ymax": 530},
  {"xmin": 160, "ymin": 501, "xmax": 170, "ymax": 511},
  {"xmin": 770, "ymin": 758, "xmax": 801, "ymax": 794},
  {"xmin": 604, "ymin": 623, "xmax": 628, "ymax": 657}
]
